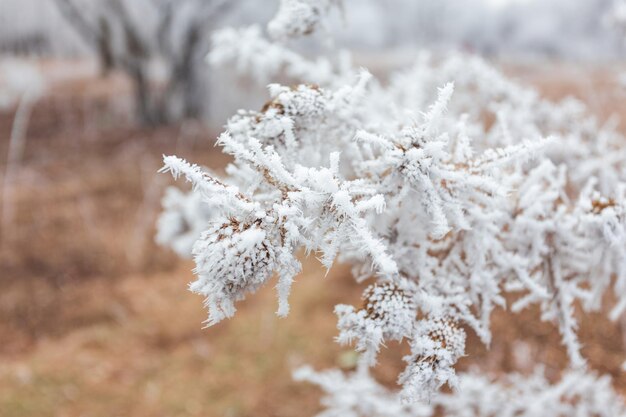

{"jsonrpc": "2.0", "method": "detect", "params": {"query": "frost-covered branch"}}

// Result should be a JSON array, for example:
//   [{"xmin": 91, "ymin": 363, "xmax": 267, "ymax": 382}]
[{"xmin": 157, "ymin": 1, "xmax": 626, "ymax": 410}]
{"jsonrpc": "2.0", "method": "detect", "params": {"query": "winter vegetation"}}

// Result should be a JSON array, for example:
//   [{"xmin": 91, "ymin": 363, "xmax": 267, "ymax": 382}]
[
  {"xmin": 154, "ymin": 0, "xmax": 626, "ymax": 414},
  {"xmin": 1, "ymin": 0, "xmax": 626, "ymax": 415}
]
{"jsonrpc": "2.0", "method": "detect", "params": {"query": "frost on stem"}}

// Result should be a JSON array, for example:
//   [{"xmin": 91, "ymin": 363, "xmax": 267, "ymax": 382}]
[
  {"xmin": 504, "ymin": 162, "xmax": 626, "ymax": 367},
  {"xmin": 160, "ymin": 154, "xmax": 301, "ymax": 324},
  {"xmin": 161, "ymin": 110, "xmax": 400, "ymax": 324}
]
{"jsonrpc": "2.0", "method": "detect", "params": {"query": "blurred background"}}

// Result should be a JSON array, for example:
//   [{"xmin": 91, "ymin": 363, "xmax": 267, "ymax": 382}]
[{"xmin": 0, "ymin": 0, "xmax": 625, "ymax": 416}]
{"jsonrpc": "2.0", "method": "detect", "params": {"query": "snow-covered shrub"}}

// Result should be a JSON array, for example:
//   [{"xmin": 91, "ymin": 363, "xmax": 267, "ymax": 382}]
[{"xmin": 158, "ymin": 0, "xmax": 626, "ymax": 413}]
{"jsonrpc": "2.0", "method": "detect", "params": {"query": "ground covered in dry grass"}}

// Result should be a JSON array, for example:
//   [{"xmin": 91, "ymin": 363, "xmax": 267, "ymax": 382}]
[{"xmin": 0, "ymin": 60, "xmax": 625, "ymax": 417}]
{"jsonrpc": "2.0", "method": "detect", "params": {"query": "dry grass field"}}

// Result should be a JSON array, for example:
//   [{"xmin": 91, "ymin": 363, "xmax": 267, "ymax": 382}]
[{"xmin": 0, "ymin": 61, "xmax": 625, "ymax": 417}]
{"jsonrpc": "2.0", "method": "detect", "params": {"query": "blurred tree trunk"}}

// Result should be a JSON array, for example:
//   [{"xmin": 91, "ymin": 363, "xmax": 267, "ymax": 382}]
[{"xmin": 54, "ymin": 0, "xmax": 233, "ymax": 126}]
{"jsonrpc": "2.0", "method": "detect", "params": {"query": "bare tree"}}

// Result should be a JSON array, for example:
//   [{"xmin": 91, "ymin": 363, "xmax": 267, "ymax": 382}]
[{"xmin": 54, "ymin": 0, "xmax": 234, "ymax": 125}]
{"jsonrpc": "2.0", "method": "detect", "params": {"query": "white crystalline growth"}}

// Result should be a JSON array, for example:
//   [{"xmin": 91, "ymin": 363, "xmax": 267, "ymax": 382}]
[{"xmin": 268, "ymin": 0, "xmax": 339, "ymax": 40}]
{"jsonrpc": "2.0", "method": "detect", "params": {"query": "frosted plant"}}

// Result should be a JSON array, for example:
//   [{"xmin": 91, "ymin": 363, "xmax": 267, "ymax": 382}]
[
  {"xmin": 158, "ymin": 1, "xmax": 626, "ymax": 412},
  {"xmin": 268, "ymin": 0, "xmax": 341, "ymax": 40},
  {"xmin": 155, "ymin": 186, "xmax": 212, "ymax": 258},
  {"xmin": 296, "ymin": 366, "xmax": 626, "ymax": 417},
  {"xmin": 209, "ymin": 25, "xmax": 353, "ymax": 86},
  {"xmin": 397, "ymin": 315, "xmax": 466, "ymax": 402},
  {"xmin": 293, "ymin": 366, "xmax": 433, "ymax": 417},
  {"xmin": 335, "ymin": 281, "xmax": 417, "ymax": 366}
]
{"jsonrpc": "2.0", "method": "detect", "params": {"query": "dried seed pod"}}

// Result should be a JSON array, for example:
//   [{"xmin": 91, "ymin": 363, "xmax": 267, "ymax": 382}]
[
  {"xmin": 361, "ymin": 282, "xmax": 415, "ymax": 327},
  {"xmin": 425, "ymin": 316, "xmax": 465, "ymax": 355},
  {"xmin": 190, "ymin": 217, "xmax": 279, "ymax": 325},
  {"xmin": 399, "ymin": 316, "xmax": 466, "ymax": 402},
  {"xmin": 334, "ymin": 282, "xmax": 416, "ymax": 366}
]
